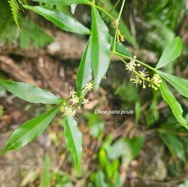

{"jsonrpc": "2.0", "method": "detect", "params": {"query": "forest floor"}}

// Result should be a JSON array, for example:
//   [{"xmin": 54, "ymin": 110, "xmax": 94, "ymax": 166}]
[{"xmin": 0, "ymin": 30, "xmax": 188, "ymax": 187}]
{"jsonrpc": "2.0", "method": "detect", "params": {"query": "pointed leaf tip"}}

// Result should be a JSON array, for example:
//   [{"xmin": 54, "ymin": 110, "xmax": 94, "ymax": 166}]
[
  {"xmin": 156, "ymin": 37, "xmax": 183, "ymax": 69},
  {"xmin": 24, "ymin": 5, "xmax": 91, "ymax": 35},
  {"xmin": 64, "ymin": 116, "xmax": 82, "ymax": 170},
  {"xmin": 76, "ymin": 37, "xmax": 92, "ymax": 96},
  {"xmin": 1, "ymin": 106, "xmax": 59, "ymax": 154},
  {"xmin": 0, "ymin": 79, "xmax": 63, "ymax": 104},
  {"xmin": 158, "ymin": 71, "xmax": 188, "ymax": 99},
  {"xmin": 160, "ymin": 80, "xmax": 187, "ymax": 129}
]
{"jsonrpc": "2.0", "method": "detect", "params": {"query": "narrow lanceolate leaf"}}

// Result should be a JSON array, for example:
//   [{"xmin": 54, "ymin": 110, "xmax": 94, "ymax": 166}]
[
  {"xmin": 156, "ymin": 37, "xmax": 182, "ymax": 69},
  {"xmin": 32, "ymin": 0, "xmax": 89, "ymax": 6},
  {"xmin": 1, "ymin": 106, "xmax": 59, "ymax": 154},
  {"xmin": 91, "ymin": 7, "xmax": 111, "ymax": 89},
  {"xmin": 158, "ymin": 71, "xmax": 188, "ymax": 99},
  {"xmin": 24, "ymin": 6, "xmax": 91, "ymax": 35},
  {"xmin": 160, "ymin": 80, "xmax": 187, "ymax": 129},
  {"xmin": 41, "ymin": 154, "xmax": 51, "ymax": 187},
  {"xmin": 64, "ymin": 116, "xmax": 82, "ymax": 170},
  {"xmin": 76, "ymin": 37, "xmax": 92, "ymax": 96},
  {"xmin": 0, "ymin": 79, "xmax": 62, "ymax": 104}
]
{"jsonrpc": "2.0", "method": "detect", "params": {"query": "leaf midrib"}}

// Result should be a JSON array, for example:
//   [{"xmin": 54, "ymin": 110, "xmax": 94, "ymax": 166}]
[
  {"xmin": 160, "ymin": 72, "xmax": 188, "ymax": 98},
  {"xmin": 92, "ymin": 8, "xmax": 100, "ymax": 78},
  {"xmin": 3, "ymin": 107, "xmax": 58, "ymax": 152},
  {"xmin": 65, "ymin": 117, "xmax": 80, "ymax": 166},
  {"xmin": 160, "ymin": 83, "xmax": 186, "ymax": 126}
]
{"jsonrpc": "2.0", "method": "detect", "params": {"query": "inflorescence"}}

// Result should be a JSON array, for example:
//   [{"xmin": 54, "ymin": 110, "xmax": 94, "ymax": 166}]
[
  {"xmin": 113, "ymin": 19, "xmax": 125, "ymax": 42},
  {"xmin": 112, "ymin": 17, "xmax": 162, "ymax": 90},
  {"xmin": 126, "ymin": 56, "xmax": 162, "ymax": 90},
  {"xmin": 60, "ymin": 15, "xmax": 161, "ymax": 118},
  {"xmin": 59, "ymin": 82, "xmax": 94, "ymax": 117}
]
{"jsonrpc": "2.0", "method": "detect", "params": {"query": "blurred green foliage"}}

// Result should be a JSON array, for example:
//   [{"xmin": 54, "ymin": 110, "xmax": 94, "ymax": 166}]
[
  {"xmin": 84, "ymin": 112, "xmax": 105, "ymax": 138},
  {"xmin": 88, "ymin": 136, "xmax": 143, "ymax": 187},
  {"xmin": 0, "ymin": 0, "xmax": 53, "ymax": 49}
]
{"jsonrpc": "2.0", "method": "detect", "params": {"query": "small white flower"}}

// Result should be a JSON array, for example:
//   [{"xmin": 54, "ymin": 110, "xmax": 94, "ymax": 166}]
[
  {"xmin": 70, "ymin": 96, "xmax": 79, "ymax": 105},
  {"xmin": 131, "ymin": 76, "xmax": 142, "ymax": 86},
  {"xmin": 69, "ymin": 109, "xmax": 76, "ymax": 117},
  {"xmin": 60, "ymin": 105, "xmax": 76, "ymax": 117},
  {"xmin": 126, "ymin": 56, "xmax": 137, "ymax": 72},
  {"xmin": 139, "ymin": 68, "xmax": 148, "ymax": 78},
  {"xmin": 69, "ymin": 89, "xmax": 76, "ymax": 97},
  {"xmin": 85, "ymin": 82, "xmax": 94, "ymax": 91},
  {"xmin": 126, "ymin": 61, "xmax": 136, "ymax": 72},
  {"xmin": 59, "ymin": 105, "xmax": 65, "ymax": 113},
  {"xmin": 64, "ymin": 107, "xmax": 76, "ymax": 117},
  {"xmin": 82, "ymin": 98, "xmax": 90, "ymax": 107}
]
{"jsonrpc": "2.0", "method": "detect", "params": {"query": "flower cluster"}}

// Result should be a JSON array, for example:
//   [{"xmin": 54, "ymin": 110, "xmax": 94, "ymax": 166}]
[
  {"xmin": 59, "ymin": 82, "xmax": 94, "ymax": 117},
  {"xmin": 148, "ymin": 74, "xmax": 162, "ymax": 90},
  {"xmin": 126, "ymin": 56, "xmax": 137, "ymax": 72},
  {"xmin": 116, "ymin": 30, "xmax": 125, "ymax": 42},
  {"xmin": 113, "ymin": 18, "xmax": 119, "ymax": 29},
  {"xmin": 126, "ymin": 56, "xmax": 162, "ymax": 90},
  {"xmin": 60, "ymin": 105, "xmax": 76, "ymax": 117},
  {"xmin": 113, "ymin": 19, "xmax": 124, "ymax": 42}
]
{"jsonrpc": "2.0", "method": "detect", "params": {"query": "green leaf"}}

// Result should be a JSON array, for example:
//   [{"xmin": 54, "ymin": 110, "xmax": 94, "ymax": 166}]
[
  {"xmin": 160, "ymin": 80, "xmax": 187, "ymax": 129},
  {"xmin": 106, "ymin": 137, "xmax": 144, "ymax": 164},
  {"xmin": 160, "ymin": 133, "xmax": 186, "ymax": 162},
  {"xmin": 0, "ymin": 79, "xmax": 62, "ymax": 104},
  {"xmin": 112, "ymin": 172, "xmax": 122, "ymax": 187},
  {"xmin": 91, "ymin": 7, "xmax": 111, "ymax": 89},
  {"xmin": 115, "ymin": 42, "xmax": 132, "ymax": 57},
  {"xmin": 94, "ymin": 171, "xmax": 108, "ymax": 187},
  {"xmin": 99, "ymin": 149, "xmax": 108, "ymax": 170},
  {"xmin": 156, "ymin": 37, "xmax": 183, "ymax": 69},
  {"xmin": 0, "ymin": 13, "xmax": 53, "ymax": 50},
  {"xmin": 64, "ymin": 116, "xmax": 82, "ymax": 170},
  {"xmin": 158, "ymin": 71, "xmax": 188, "ymax": 99},
  {"xmin": 76, "ymin": 37, "xmax": 92, "ymax": 96},
  {"xmin": 88, "ymin": 114, "xmax": 104, "ymax": 138},
  {"xmin": 123, "ymin": 137, "xmax": 144, "ymax": 164},
  {"xmin": 1, "ymin": 106, "xmax": 59, "ymax": 154},
  {"xmin": 24, "ymin": 6, "xmax": 91, "ymax": 35},
  {"xmin": 106, "ymin": 139, "xmax": 127, "ymax": 160},
  {"xmin": 31, "ymin": 0, "xmax": 89, "ymax": 6},
  {"xmin": 8, "ymin": 0, "xmax": 20, "ymax": 28},
  {"xmin": 19, "ymin": 17, "xmax": 53, "ymax": 49},
  {"xmin": 41, "ymin": 154, "xmax": 51, "ymax": 187},
  {"xmin": 127, "ymin": 137, "xmax": 144, "ymax": 160}
]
